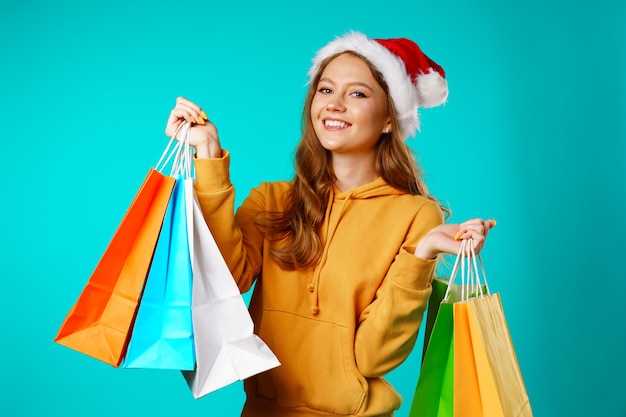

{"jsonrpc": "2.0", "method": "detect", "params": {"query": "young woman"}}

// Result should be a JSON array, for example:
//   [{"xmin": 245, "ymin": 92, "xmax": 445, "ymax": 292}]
[{"xmin": 166, "ymin": 32, "xmax": 494, "ymax": 417}]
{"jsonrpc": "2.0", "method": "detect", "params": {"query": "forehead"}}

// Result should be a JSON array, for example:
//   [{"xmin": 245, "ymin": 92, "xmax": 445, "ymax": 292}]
[{"xmin": 319, "ymin": 53, "xmax": 379, "ymax": 84}]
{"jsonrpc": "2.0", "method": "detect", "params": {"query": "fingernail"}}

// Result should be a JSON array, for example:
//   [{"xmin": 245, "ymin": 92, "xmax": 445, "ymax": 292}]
[
  {"xmin": 199, "ymin": 118, "xmax": 206, "ymax": 125},
  {"xmin": 201, "ymin": 111, "xmax": 208, "ymax": 120},
  {"xmin": 460, "ymin": 233, "xmax": 467, "ymax": 240},
  {"xmin": 490, "ymin": 219, "xmax": 497, "ymax": 227},
  {"xmin": 454, "ymin": 232, "xmax": 460, "ymax": 240},
  {"xmin": 191, "ymin": 116, "xmax": 197, "ymax": 124}
]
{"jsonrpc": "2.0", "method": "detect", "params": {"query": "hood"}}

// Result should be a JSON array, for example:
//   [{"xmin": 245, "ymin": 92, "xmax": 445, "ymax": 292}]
[{"xmin": 332, "ymin": 177, "xmax": 406, "ymax": 200}]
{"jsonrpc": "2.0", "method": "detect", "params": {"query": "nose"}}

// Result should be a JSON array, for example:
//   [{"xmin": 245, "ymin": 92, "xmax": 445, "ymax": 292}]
[{"xmin": 326, "ymin": 96, "xmax": 345, "ymax": 111}]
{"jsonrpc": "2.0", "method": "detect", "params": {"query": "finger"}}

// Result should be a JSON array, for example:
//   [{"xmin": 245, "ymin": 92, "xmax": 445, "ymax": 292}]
[
  {"xmin": 456, "ymin": 218, "xmax": 496, "ymax": 240},
  {"xmin": 469, "ymin": 234, "xmax": 485, "ymax": 254},
  {"xmin": 174, "ymin": 97, "xmax": 207, "ymax": 125},
  {"xmin": 175, "ymin": 96, "xmax": 201, "ymax": 111},
  {"xmin": 455, "ymin": 224, "xmax": 484, "ymax": 240},
  {"xmin": 165, "ymin": 112, "xmax": 209, "ymax": 140},
  {"xmin": 164, "ymin": 115, "xmax": 183, "ymax": 138},
  {"xmin": 475, "ymin": 219, "xmax": 496, "ymax": 238},
  {"xmin": 165, "ymin": 110, "xmax": 191, "ymax": 138},
  {"xmin": 443, "ymin": 233, "xmax": 484, "ymax": 256},
  {"xmin": 174, "ymin": 104, "xmax": 205, "ymax": 125},
  {"xmin": 169, "ymin": 107, "xmax": 198, "ymax": 124},
  {"xmin": 455, "ymin": 231, "xmax": 486, "ymax": 254}
]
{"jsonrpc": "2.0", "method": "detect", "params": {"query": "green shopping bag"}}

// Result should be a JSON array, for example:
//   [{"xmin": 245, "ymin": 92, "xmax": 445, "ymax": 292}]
[
  {"xmin": 409, "ymin": 302, "xmax": 454, "ymax": 417},
  {"xmin": 423, "ymin": 277, "xmax": 487, "ymax": 360},
  {"xmin": 422, "ymin": 277, "xmax": 449, "ymax": 360}
]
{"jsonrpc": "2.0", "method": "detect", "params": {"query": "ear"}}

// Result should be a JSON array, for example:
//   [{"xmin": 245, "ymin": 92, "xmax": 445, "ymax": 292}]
[{"xmin": 382, "ymin": 120, "xmax": 392, "ymax": 134}]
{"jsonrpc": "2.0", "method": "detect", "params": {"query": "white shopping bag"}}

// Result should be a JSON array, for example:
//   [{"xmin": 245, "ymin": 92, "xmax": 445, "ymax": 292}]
[{"xmin": 182, "ymin": 178, "xmax": 280, "ymax": 399}]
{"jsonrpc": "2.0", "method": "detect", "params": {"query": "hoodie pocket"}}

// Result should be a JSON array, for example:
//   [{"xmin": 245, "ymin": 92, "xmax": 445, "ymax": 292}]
[{"xmin": 256, "ymin": 310, "xmax": 367, "ymax": 415}]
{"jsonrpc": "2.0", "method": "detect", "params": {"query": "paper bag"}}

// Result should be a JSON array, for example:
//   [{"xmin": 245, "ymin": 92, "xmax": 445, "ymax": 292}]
[
  {"xmin": 470, "ymin": 293, "xmax": 533, "ymax": 417},
  {"xmin": 181, "ymin": 176, "xmax": 280, "ymax": 398},
  {"xmin": 465, "ymin": 298, "xmax": 506, "ymax": 417},
  {"xmin": 453, "ymin": 301, "xmax": 484, "ymax": 417},
  {"xmin": 55, "ymin": 169, "xmax": 175, "ymax": 366},
  {"xmin": 409, "ymin": 302, "xmax": 454, "ymax": 417},
  {"xmin": 122, "ymin": 177, "xmax": 194, "ymax": 369},
  {"xmin": 411, "ymin": 239, "xmax": 528, "ymax": 417}
]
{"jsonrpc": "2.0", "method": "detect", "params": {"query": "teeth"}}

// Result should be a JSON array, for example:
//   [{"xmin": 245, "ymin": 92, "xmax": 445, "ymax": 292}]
[{"xmin": 325, "ymin": 120, "xmax": 349, "ymax": 128}]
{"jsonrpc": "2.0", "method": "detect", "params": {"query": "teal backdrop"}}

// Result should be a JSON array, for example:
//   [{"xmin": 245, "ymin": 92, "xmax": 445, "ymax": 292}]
[{"xmin": 1, "ymin": 0, "xmax": 625, "ymax": 416}]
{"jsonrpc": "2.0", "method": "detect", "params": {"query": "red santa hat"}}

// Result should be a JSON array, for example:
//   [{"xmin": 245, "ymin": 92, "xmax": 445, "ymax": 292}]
[{"xmin": 308, "ymin": 31, "xmax": 448, "ymax": 139}]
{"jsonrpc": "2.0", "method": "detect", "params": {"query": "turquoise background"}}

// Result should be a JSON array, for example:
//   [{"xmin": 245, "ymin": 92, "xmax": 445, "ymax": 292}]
[{"xmin": 1, "ymin": 0, "xmax": 625, "ymax": 416}]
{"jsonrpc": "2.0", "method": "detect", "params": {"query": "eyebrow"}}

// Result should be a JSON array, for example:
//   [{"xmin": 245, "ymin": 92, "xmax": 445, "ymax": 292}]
[{"xmin": 318, "ymin": 77, "xmax": 375, "ymax": 92}]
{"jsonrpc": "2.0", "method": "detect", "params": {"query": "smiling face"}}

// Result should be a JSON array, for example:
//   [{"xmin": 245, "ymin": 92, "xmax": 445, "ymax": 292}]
[{"xmin": 310, "ymin": 53, "xmax": 391, "ymax": 158}]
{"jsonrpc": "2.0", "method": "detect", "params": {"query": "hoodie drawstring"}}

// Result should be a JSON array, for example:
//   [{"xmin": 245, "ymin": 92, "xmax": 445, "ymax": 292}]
[{"xmin": 308, "ymin": 189, "xmax": 354, "ymax": 315}]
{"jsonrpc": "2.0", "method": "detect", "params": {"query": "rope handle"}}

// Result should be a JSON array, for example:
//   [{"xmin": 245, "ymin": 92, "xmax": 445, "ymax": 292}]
[
  {"xmin": 442, "ymin": 238, "xmax": 490, "ymax": 302},
  {"xmin": 155, "ymin": 121, "xmax": 194, "ymax": 179}
]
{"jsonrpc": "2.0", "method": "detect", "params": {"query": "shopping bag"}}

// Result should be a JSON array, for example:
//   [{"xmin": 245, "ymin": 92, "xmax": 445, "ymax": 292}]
[
  {"xmin": 54, "ymin": 126, "xmax": 194, "ymax": 367},
  {"xmin": 410, "ymin": 239, "xmax": 510, "ymax": 417},
  {"xmin": 121, "ymin": 175, "xmax": 195, "ymax": 370},
  {"xmin": 54, "ymin": 168, "xmax": 175, "ymax": 366},
  {"xmin": 465, "ymin": 296, "xmax": 507, "ymax": 417},
  {"xmin": 453, "ymin": 299, "xmax": 485, "ymax": 417},
  {"xmin": 458, "ymin": 242, "xmax": 532, "ymax": 417},
  {"xmin": 176, "ymin": 123, "xmax": 280, "ymax": 398},
  {"xmin": 409, "ymin": 302, "xmax": 454, "ymax": 417},
  {"xmin": 470, "ymin": 293, "xmax": 533, "ymax": 417},
  {"xmin": 422, "ymin": 277, "xmax": 448, "ymax": 359},
  {"xmin": 449, "ymin": 240, "xmax": 504, "ymax": 417},
  {"xmin": 413, "ymin": 239, "xmax": 533, "ymax": 417}
]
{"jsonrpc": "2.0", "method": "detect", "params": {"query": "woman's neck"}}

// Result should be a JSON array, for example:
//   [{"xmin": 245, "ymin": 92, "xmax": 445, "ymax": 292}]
[{"xmin": 331, "ymin": 153, "xmax": 379, "ymax": 192}]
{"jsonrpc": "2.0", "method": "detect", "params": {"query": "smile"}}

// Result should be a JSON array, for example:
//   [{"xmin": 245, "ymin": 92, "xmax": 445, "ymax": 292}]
[{"xmin": 324, "ymin": 119, "xmax": 351, "ymax": 128}]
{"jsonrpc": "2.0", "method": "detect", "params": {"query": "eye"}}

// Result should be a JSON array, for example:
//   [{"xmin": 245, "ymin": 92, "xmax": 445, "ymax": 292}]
[
  {"xmin": 317, "ymin": 87, "xmax": 332, "ymax": 94},
  {"xmin": 350, "ymin": 91, "xmax": 368, "ymax": 98}
]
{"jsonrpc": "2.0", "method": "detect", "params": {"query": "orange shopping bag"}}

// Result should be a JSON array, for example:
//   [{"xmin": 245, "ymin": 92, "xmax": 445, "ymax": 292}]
[{"xmin": 55, "ymin": 142, "xmax": 179, "ymax": 366}]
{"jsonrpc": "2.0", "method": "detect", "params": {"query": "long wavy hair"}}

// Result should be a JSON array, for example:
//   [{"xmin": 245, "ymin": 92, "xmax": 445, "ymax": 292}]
[{"xmin": 255, "ymin": 51, "xmax": 446, "ymax": 270}]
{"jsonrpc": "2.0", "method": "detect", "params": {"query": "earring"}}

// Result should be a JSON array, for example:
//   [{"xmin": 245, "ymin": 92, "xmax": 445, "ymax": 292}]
[{"xmin": 384, "ymin": 127, "xmax": 391, "ymax": 133}]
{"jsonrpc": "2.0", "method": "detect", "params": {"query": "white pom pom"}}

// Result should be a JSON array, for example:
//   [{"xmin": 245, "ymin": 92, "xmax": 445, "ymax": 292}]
[{"xmin": 416, "ymin": 70, "xmax": 449, "ymax": 108}]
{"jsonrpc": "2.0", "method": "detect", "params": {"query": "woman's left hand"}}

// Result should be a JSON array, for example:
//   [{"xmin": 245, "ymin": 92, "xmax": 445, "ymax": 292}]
[{"xmin": 414, "ymin": 218, "xmax": 496, "ymax": 260}]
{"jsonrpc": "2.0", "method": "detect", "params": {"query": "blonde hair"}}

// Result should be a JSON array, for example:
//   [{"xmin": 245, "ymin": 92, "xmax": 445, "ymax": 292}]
[{"xmin": 255, "ymin": 51, "xmax": 447, "ymax": 270}]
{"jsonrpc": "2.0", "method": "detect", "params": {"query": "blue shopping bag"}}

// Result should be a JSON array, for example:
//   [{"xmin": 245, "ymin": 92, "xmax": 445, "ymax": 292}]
[{"xmin": 122, "ymin": 177, "xmax": 195, "ymax": 369}]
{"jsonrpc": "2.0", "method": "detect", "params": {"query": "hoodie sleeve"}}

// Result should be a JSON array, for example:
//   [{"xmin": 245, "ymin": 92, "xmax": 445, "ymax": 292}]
[
  {"xmin": 354, "ymin": 200, "xmax": 444, "ymax": 378},
  {"xmin": 192, "ymin": 151, "xmax": 264, "ymax": 293}
]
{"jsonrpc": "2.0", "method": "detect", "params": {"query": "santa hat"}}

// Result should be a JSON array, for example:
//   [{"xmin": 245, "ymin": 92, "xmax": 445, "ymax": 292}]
[{"xmin": 308, "ymin": 31, "xmax": 448, "ymax": 139}]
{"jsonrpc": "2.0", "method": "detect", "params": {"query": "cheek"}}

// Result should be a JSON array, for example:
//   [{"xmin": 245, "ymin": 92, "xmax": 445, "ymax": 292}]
[
  {"xmin": 310, "ymin": 98, "xmax": 324, "ymax": 118},
  {"xmin": 359, "ymin": 103, "xmax": 387, "ymax": 127},
  {"xmin": 372, "ymin": 104, "xmax": 390, "ymax": 127},
  {"xmin": 312, "ymin": 117, "xmax": 324, "ymax": 138}
]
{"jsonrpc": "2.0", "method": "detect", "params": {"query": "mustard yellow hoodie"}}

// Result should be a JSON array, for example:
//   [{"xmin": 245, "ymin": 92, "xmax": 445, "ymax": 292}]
[{"xmin": 194, "ymin": 152, "xmax": 443, "ymax": 417}]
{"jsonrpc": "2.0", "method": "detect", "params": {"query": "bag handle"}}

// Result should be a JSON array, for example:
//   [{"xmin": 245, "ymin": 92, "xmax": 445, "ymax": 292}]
[
  {"xmin": 155, "ymin": 121, "xmax": 195, "ymax": 179},
  {"xmin": 469, "ymin": 240, "xmax": 491, "ymax": 297},
  {"xmin": 155, "ymin": 122, "xmax": 185, "ymax": 173},
  {"xmin": 170, "ymin": 122, "xmax": 193, "ymax": 178},
  {"xmin": 442, "ymin": 239, "xmax": 491, "ymax": 302}
]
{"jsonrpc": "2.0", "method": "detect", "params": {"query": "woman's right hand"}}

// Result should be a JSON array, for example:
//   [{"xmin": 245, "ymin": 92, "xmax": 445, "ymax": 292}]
[
  {"xmin": 414, "ymin": 218, "xmax": 496, "ymax": 260},
  {"xmin": 165, "ymin": 96, "xmax": 222, "ymax": 158}
]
